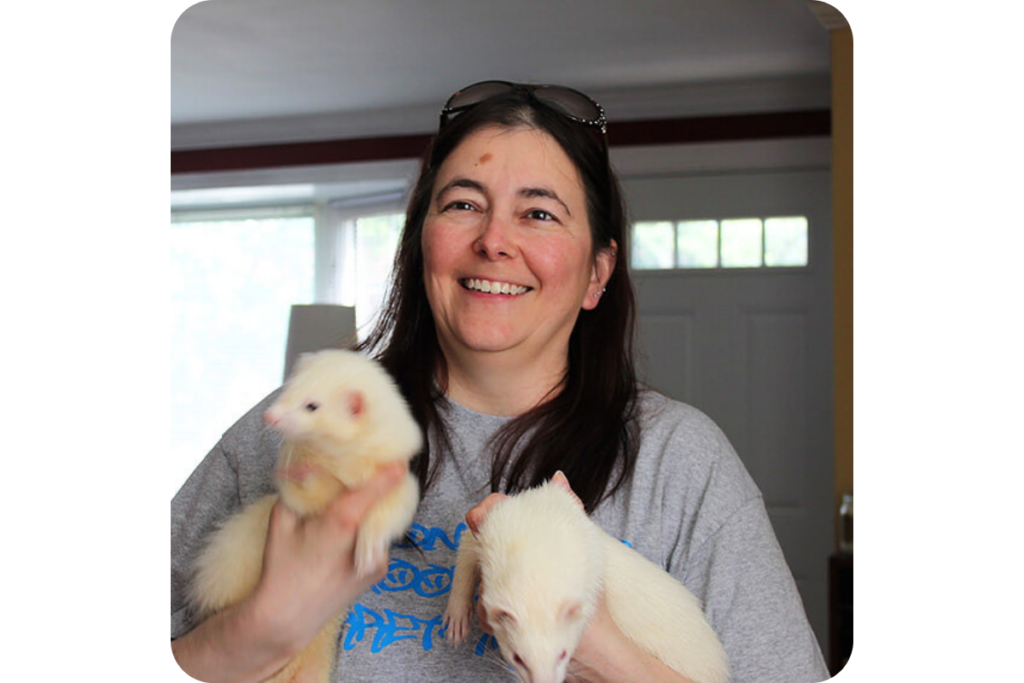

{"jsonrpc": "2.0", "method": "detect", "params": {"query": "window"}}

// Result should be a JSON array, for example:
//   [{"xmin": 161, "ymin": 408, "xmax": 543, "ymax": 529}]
[
  {"xmin": 169, "ymin": 209, "xmax": 316, "ymax": 483},
  {"xmin": 169, "ymin": 193, "xmax": 406, "ymax": 489},
  {"xmin": 335, "ymin": 213, "xmax": 405, "ymax": 335},
  {"xmin": 631, "ymin": 216, "xmax": 809, "ymax": 270}
]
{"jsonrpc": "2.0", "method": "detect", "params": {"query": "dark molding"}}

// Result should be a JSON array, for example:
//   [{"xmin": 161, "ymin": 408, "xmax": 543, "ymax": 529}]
[
  {"xmin": 171, "ymin": 109, "xmax": 830, "ymax": 175},
  {"xmin": 609, "ymin": 109, "xmax": 831, "ymax": 147},
  {"xmin": 171, "ymin": 133, "xmax": 432, "ymax": 175}
]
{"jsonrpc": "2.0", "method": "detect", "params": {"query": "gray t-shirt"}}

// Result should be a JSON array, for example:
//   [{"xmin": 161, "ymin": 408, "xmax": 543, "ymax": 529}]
[{"xmin": 171, "ymin": 389, "xmax": 829, "ymax": 682}]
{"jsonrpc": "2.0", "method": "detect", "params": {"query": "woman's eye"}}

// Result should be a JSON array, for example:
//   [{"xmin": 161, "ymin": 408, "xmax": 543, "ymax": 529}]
[
  {"xmin": 443, "ymin": 200, "xmax": 477, "ymax": 212},
  {"xmin": 526, "ymin": 209, "xmax": 557, "ymax": 222}
]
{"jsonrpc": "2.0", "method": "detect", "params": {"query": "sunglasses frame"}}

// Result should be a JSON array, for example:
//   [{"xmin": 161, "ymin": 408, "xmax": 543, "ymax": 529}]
[{"xmin": 439, "ymin": 80, "xmax": 608, "ymax": 136}]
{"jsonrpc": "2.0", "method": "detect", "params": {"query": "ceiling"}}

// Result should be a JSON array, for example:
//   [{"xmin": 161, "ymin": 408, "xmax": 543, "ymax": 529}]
[{"xmin": 171, "ymin": 0, "xmax": 838, "ymax": 152}]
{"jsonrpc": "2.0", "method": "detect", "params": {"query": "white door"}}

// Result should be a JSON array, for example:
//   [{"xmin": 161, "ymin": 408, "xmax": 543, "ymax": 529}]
[{"xmin": 621, "ymin": 167, "xmax": 834, "ymax": 656}]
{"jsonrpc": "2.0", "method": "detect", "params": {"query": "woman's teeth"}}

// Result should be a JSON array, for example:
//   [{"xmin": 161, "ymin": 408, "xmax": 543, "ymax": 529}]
[{"xmin": 462, "ymin": 278, "xmax": 529, "ymax": 295}]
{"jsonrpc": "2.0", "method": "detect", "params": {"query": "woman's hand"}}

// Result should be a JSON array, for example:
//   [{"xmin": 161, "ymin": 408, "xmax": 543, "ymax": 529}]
[
  {"xmin": 566, "ymin": 596, "xmax": 694, "ymax": 682},
  {"xmin": 466, "ymin": 470, "xmax": 581, "ymax": 533},
  {"xmin": 172, "ymin": 462, "xmax": 408, "ymax": 683},
  {"xmin": 253, "ymin": 461, "xmax": 408, "ymax": 649}
]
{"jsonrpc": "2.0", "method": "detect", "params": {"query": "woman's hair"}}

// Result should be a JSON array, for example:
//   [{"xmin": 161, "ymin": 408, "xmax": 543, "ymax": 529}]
[{"xmin": 357, "ymin": 91, "xmax": 640, "ymax": 513}]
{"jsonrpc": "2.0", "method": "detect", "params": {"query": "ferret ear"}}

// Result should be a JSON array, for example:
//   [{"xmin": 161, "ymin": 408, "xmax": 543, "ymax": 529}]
[
  {"xmin": 558, "ymin": 601, "xmax": 583, "ymax": 624},
  {"xmin": 551, "ymin": 471, "xmax": 585, "ymax": 512},
  {"xmin": 343, "ymin": 390, "xmax": 365, "ymax": 418},
  {"xmin": 491, "ymin": 609, "xmax": 517, "ymax": 627},
  {"xmin": 551, "ymin": 470, "xmax": 573, "ymax": 492}
]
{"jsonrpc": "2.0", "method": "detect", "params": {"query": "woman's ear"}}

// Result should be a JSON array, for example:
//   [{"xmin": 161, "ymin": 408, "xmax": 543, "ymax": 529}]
[{"xmin": 581, "ymin": 239, "xmax": 618, "ymax": 311}]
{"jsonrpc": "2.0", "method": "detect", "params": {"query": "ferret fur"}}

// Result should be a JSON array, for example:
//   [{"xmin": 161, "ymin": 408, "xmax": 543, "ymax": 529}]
[
  {"xmin": 187, "ymin": 349, "xmax": 422, "ymax": 683},
  {"xmin": 444, "ymin": 481, "xmax": 729, "ymax": 683}
]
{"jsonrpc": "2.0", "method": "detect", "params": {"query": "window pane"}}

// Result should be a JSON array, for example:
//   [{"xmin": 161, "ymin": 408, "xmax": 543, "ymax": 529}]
[
  {"xmin": 169, "ymin": 216, "xmax": 315, "ymax": 481},
  {"xmin": 354, "ymin": 213, "xmax": 404, "ymax": 334},
  {"xmin": 677, "ymin": 220, "xmax": 719, "ymax": 268},
  {"xmin": 764, "ymin": 216, "xmax": 809, "ymax": 267},
  {"xmin": 631, "ymin": 221, "xmax": 675, "ymax": 269},
  {"xmin": 720, "ymin": 218, "xmax": 763, "ymax": 267}
]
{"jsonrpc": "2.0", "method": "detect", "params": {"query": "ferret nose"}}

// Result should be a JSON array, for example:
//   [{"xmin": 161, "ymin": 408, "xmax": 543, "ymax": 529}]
[{"xmin": 263, "ymin": 409, "xmax": 278, "ymax": 426}]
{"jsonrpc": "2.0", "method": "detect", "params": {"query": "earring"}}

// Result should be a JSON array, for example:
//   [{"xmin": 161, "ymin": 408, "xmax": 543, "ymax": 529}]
[{"xmin": 593, "ymin": 287, "xmax": 606, "ymax": 299}]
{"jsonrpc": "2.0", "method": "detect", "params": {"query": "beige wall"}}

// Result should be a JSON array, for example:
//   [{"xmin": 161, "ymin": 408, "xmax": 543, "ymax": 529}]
[{"xmin": 831, "ymin": 23, "xmax": 853, "ymax": 537}]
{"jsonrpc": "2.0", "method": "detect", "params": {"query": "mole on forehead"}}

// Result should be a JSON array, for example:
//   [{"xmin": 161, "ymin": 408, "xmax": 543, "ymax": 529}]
[{"xmin": 476, "ymin": 153, "xmax": 493, "ymax": 165}]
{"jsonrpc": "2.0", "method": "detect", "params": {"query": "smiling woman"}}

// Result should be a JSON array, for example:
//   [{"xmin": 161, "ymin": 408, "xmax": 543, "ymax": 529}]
[
  {"xmin": 360, "ymin": 90, "xmax": 636, "ymax": 510},
  {"xmin": 420, "ymin": 126, "xmax": 615, "ymax": 415}
]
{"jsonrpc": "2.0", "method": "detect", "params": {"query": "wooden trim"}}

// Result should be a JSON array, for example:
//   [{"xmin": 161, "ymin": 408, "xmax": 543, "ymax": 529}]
[{"xmin": 171, "ymin": 109, "xmax": 831, "ymax": 175}]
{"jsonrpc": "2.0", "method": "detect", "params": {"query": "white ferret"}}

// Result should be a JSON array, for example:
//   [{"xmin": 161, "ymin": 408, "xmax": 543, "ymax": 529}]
[
  {"xmin": 444, "ymin": 480, "xmax": 729, "ymax": 683},
  {"xmin": 187, "ymin": 349, "xmax": 422, "ymax": 683}
]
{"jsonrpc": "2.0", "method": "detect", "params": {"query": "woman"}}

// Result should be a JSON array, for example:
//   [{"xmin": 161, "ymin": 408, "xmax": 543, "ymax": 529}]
[{"xmin": 171, "ymin": 81, "xmax": 829, "ymax": 682}]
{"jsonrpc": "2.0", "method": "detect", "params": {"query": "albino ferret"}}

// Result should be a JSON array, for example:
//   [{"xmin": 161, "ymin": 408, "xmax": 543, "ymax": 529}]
[
  {"xmin": 444, "ymin": 480, "xmax": 729, "ymax": 683},
  {"xmin": 187, "ymin": 349, "xmax": 422, "ymax": 683}
]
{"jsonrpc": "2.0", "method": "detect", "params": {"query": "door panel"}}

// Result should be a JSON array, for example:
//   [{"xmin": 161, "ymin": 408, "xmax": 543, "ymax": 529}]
[{"xmin": 623, "ymin": 169, "xmax": 834, "ymax": 655}]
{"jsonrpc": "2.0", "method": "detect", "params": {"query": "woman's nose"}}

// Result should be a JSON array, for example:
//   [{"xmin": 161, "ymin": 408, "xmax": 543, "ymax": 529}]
[{"xmin": 473, "ymin": 215, "xmax": 517, "ymax": 260}]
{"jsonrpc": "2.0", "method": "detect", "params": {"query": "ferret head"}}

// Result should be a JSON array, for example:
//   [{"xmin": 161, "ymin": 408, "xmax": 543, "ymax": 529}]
[
  {"xmin": 483, "ymin": 595, "xmax": 588, "ymax": 683},
  {"xmin": 476, "ymin": 483, "xmax": 604, "ymax": 683},
  {"xmin": 263, "ymin": 349, "xmax": 422, "ymax": 461},
  {"xmin": 265, "ymin": 356, "xmax": 366, "ymax": 446}
]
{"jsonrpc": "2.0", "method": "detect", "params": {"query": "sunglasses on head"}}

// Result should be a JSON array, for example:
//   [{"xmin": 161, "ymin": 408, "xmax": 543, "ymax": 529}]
[{"xmin": 439, "ymin": 80, "xmax": 608, "ymax": 135}]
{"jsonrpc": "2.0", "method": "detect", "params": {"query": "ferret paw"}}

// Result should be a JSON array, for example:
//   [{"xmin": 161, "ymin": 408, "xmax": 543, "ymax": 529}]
[{"xmin": 442, "ymin": 607, "xmax": 471, "ymax": 645}]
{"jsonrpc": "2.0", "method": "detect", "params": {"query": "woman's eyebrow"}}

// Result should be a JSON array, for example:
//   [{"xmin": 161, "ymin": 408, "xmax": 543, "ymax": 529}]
[
  {"xmin": 435, "ymin": 177, "xmax": 485, "ymax": 201},
  {"xmin": 519, "ymin": 186, "xmax": 572, "ymax": 217}
]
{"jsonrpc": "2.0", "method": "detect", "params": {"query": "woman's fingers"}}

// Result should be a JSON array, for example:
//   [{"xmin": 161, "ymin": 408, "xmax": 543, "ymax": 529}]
[{"xmin": 256, "ymin": 461, "xmax": 410, "ymax": 642}]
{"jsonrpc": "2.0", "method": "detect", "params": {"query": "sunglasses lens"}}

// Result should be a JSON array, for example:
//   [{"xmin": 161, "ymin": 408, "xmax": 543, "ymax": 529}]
[
  {"xmin": 445, "ymin": 81, "xmax": 515, "ymax": 112},
  {"xmin": 533, "ymin": 87, "xmax": 602, "ymax": 124}
]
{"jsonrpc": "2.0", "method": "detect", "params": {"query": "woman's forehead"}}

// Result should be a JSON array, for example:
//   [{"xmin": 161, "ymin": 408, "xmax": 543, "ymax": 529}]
[{"xmin": 436, "ymin": 126, "xmax": 584, "ymax": 198}]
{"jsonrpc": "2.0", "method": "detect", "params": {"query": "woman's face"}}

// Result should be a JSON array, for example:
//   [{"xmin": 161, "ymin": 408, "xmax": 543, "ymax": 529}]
[{"xmin": 422, "ymin": 125, "xmax": 613, "ymax": 371}]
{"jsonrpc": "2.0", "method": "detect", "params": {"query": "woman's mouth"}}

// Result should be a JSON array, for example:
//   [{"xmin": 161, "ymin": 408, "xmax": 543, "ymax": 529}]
[{"xmin": 460, "ymin": 278, "xmax": 531, "ymax": 296}]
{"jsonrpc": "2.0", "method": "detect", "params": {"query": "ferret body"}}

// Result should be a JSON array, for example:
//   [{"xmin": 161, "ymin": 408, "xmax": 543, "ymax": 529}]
[
  {"xmin": 444, "ymin": 481, "xmax": 729, "ymax": 683},
  {"xmin": 187, "ymin": 349, "xmax": 422, "ymax": 683}
]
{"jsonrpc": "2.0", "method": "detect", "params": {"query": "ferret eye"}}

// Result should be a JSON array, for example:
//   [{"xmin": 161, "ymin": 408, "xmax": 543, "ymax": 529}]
[{"xmin": 304, "ymin": 402, "xmax": 319, "ymax": 412}]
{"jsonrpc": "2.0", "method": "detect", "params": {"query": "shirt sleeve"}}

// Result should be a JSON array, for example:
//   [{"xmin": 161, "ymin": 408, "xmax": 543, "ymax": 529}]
[
  {"xmin": 170, "ymin": 390, "xmax": 283, "ymax": 639},
  {"xmin": 170, "ymin": 442, "xmax": 241, "ymax": 639},
  {"xmin": 637, "ymin": 396, "xmax": 829, "ymax": 683},
  {"xmin": 681, "ymin": 494, "xmax": 830, "ymax": 683}
]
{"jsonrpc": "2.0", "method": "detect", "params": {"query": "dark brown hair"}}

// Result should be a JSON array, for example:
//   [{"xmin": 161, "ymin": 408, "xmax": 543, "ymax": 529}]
[{"xmin": 358, "ymin": 91, "xmax": 639, "ymax": 513}]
